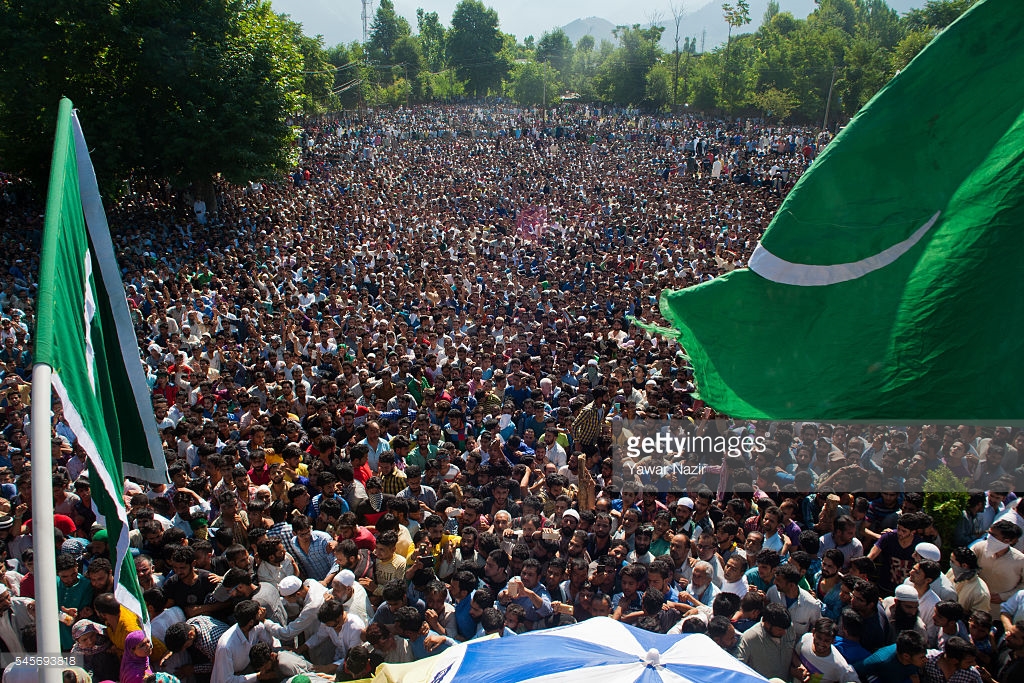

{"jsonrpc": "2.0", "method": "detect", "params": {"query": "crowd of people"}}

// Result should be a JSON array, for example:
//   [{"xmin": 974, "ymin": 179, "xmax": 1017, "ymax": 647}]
[{"xmin": 0, "ymin": 103, "xmax": 1022, "ymax": 683}]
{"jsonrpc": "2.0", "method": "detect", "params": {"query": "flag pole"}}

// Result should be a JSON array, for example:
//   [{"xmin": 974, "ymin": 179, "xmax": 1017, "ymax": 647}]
[
  {"xmin": 30, "ymin": 365, "xmax": 62, "ymax": 681},
  {"xmin": 31, "ymin": 96, "xmax": 74, "ymax": 683}
]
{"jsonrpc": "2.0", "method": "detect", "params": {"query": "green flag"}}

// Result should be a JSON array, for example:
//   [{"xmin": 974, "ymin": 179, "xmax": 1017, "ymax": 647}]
[
  {"xmin": 35, "ymin": 98, "xmax": 168, "ymax": 629},
  {"xmin": 655, "ymin": 0, "xmax": 1024, "ymax": 421}
]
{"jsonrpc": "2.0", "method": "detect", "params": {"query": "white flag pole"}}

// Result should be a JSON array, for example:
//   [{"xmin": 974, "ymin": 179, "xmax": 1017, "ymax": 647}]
[{"xmin": 30, "ymin": 362, "xmax": 63, "ymax": 683}]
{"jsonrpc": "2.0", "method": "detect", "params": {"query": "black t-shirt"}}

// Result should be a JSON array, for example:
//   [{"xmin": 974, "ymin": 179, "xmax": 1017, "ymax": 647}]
[{"xmin": 163, "ymin": 568, "xmax": 218, "ymax": 609}]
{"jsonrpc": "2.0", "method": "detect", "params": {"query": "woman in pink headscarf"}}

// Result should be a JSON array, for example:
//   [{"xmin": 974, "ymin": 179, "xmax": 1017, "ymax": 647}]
[{"xmin": 120, "ymin": 630, "xmax": 153, "ymax": 683}]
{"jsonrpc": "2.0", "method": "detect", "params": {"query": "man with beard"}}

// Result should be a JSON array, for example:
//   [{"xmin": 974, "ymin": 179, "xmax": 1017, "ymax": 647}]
[
  {"xmin": 210, "ymin": 567, "xmax": 287, "ymax": 626},
  {"xmin": 586, "ymin": 511, "xmax": 613, "ymax": 560},
  {"xmin": 768, "ymin": 563, "xmax": 822, "ymax": 636},
  {"xmin": 693, "ymin": 531, "xmax": 725, "ymax": 587},
  {"xmin": 904, "ymin": 560, "xmax": 942, "ymax": 630},
  {"xmin": 565, "ymin": 529, "xmax": 590, "ymax": 564},
  {"xmin": 737, "ymin": 602, "xmax": 798, "ymax": 681},
  {"xmin": 817, "ymin": 548, "xmax": 845, "ymax": 620},
  {"xmin": 884, "ymin": 584, "xmax": 928, "ymax": 639},
  {"xmin": 163, "ymin": 546, "xmax": 223, "ymax": 618},
  {"xmin": 669, "ymin": 533, "xmax": 693, "ymax": 588},
  {"xmin": 626, "ymin": 525, "xmax": 655, "ymax": 565},
  {"xmin": 682, "ymin": 561, "xmax": 719, "ymax": 607},
  {"xmin": 332, "ymin": 569, "xmax": 373, "ymax": 626},
  {"xmin": 162, "ymin": 616, "xmax": 231, "ymax": 683},
  {"xmin": 483, "ymin": 549, "xmax": 512, "ymax": 596},
  {"xmin": 0, "ymin": 584, "xmax": 32, "ymax": 653},
  {"xmin": 792, "ymin": 618, "xmax": 860, "ymax": 683},
  {"xmin": 819, "ymin": 515, "xmax": 864, "ymax": 571}
]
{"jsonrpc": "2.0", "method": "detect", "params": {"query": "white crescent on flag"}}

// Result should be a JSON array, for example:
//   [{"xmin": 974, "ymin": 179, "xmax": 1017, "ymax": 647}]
[{"xmin": 748, "ymin": 211, "xmax": 941, "ymax": 286}]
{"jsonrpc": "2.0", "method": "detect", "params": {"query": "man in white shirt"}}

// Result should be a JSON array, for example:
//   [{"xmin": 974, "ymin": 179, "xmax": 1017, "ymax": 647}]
[
  {"xmin": 768, "ymin": 564, "xmax": 822, "ymax": 636},
  {"xmin": 792, "ymin": 618, "xmax": 860, "ymax": 683},
  {"xmin": 264, "ymin": 576, "xmax": 329, "ymax": 645},
  {"xmin": 211, "ymin": 600, "xmax": 278, "ymax": 683},
  {"xmin": 721, "ymin": 554, "xmax": 750, "ymax": 598},
  {"xmin": 331, "ymin": 570, "xmax": 372, "ymax": 627},
  {"xmin": 299, "ymin": 599, "xmax": 365, "ymax": 669}
]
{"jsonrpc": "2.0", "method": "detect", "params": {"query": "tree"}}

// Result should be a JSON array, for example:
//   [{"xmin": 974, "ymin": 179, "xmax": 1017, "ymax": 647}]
[
  {"xmin": 645, "ymin": 62, "xmax": 672, "ymax": 111},
  {"xmin": 285, "ymin": 23, "xmax": 340, "ymax": 114},
  {"xmin": 902, "ymin": 0, "xmax": 977, "ymax": 32},
  {"xmin": 669, "ymin": 2, "xmax": 685, "ymax": 106},
  {"xmin": 0, "ymin": 0, "xmax": 305, "ymax": 205},
  {"xmin": 447, "ymin": 0, "xmax": 507, "ymax": 97},
  {"xmin": 416, "ymin": 8, "xmax": 447, "ymax": 72},
  {"xmin": 536, "ymin": 29, "xmax": 573, "ymax": 74},
  {"xmin": 368, "ymin": 0, "xmax": 410, "ymax": 65},
  {"xmin": 392, "ymin": 36, "xmax": 426, "ymax": 101},
  {"xmin": 508, "ymin": 61, "xmax": 558, "ymax": 105},
  {"xmin": 750, "ymin": 87, "xmax": 798, "ymax": 122},
  {"xmin": 722, "ymin": 0, "xmax": 751, "ymax": 46},
  {"xmin": 891, "ymin": 28, "xmax": 936, "ymax": 72},
  {"xmin": 595, "ymin": 25, "xmax": 664, "ymax": 106},
  {"xmin": 326, "ymin": 42, "xmax": 369, "ymax": 109}
]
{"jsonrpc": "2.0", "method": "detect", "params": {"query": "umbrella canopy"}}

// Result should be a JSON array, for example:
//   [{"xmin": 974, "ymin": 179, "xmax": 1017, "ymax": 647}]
[{"xmin": 377, "ymin": 617, "xmax": 770, "ymax": 683}]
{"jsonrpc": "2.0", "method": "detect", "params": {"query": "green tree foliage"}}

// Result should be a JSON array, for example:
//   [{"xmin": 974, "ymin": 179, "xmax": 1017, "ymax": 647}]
[
  {"xmin": 447, "ymin": 0, "xmax": 508, "ymax": 97},
  {"xmin": 595, "ymin": 25, "xmax": 665, "ymax": 106},
  {"xmin": 416, "ymin": 9, "xmax": 447, "ymax": 72},
  {"xmin": 923, "ymin": 466, "xmax": 969, "ymax": 558},
  {"xmin": 368, "ymin": 0, "xmax": 411, "ymax": 65},
  {"xmin": 891, "ymin": 28, "xmax": 937, "ymax": 72},
  {"xmin": 722, "ymin": 0, "xmax": 752, "ymax": 45},
  {"xmin": 645, "ymin": 63, "xmax": 673, "ymax": 111},
  {"xmin": 750, "ymin": 87, "xmax": 799, "ymax": 122},
  {"xmin": 508, "ymin": 61, "xmax": 559, "ymax": 106},
  {"xmin": 287, "ymin": 24, "xmax": 340, "ymax": 115},
  {"xmin": 325, "ymin": 42, "xmax": 368, "ymax": 109},
  {"xmin": 393, "ymin": 35, "xmax": 427, "ymax": 101},
  {"xmin": 536, "ymin": 29, "xmax": 573, "ymax": 74},
  {"xmin": 0, "ymin": 0, "xmax": 306, "ymax": 196},
  {"xmin": 903, "ymin": 0, "xmax": 978, "ymax": 31}
]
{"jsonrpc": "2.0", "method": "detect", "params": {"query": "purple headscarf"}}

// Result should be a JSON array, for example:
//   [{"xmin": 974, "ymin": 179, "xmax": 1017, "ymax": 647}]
[{"xmin": 120, "ymin": 630, "xmax": 152, "ymax": 683}]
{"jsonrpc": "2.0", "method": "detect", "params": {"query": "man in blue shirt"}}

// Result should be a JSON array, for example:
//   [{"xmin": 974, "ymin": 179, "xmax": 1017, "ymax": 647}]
[
  {"xmin": 497, "ymin": 559, "xmax": 552, "ymax": 629},
  {"xmin": 394, "ymin": 606, "xmax": 455, "ymax": 660},
  {"xmin": 450, "ymin": 571, "xmax": 480, "ymax": 641},
  {"xmin": 854, "ymin": 630, "xmax": 927, "ymax": 683}
]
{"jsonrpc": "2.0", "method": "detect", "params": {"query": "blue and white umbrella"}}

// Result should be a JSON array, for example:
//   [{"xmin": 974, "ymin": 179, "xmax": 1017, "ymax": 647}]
[{"xmin": 395, "ymin": 617, "xmax": 770, "ymax": 683}]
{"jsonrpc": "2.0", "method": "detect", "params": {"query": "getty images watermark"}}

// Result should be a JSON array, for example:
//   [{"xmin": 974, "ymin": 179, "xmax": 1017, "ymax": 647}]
[{"xmin": 612, "ymin": 419, "xmax": 768, "ymax": 492}]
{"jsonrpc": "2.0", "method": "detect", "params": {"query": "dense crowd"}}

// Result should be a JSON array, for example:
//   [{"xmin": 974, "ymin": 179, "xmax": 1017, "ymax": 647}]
[{"xmin": 0, "ymin": 104, "xmax": 1022, "ymax": 683}]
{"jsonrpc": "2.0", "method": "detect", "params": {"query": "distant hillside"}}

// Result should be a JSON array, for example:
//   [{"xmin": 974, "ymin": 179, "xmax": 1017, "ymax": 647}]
[
  {"xmin": 561, "ymin": 0, "xmax": 927, "ymax": 53},
  {"xmin": 561, "ymin": 16, "xmax": 618, "ymax": 47}
]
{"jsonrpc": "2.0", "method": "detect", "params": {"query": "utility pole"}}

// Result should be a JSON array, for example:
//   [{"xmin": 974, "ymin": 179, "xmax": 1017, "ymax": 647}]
[
  {"xmin": 822, "ymin": 66, "xmax": 838, "ymax": 132},
  {"xmin": 361, "ymin": 0, "xmax": 373, "ymax": 45},
  {"xmin": 701, "ymin": 29, "xmax": 706, "ymax": 54},
  {"xmin": 542, "ymin": 60, "xmax": 547, "ymax": 121}
]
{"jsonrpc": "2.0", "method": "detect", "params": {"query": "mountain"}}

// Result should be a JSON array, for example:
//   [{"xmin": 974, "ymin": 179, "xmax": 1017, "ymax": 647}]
[
  {"xmin": 561, "ymin": 0, "xmax": 929, "ymax": 54},
  {"xmin": 561, "ymin": 16, "xmax": 618, "ymax": 47},
  {"xmin": 667, "ymin": 0, "xmax": 814, "ymax": 51}
]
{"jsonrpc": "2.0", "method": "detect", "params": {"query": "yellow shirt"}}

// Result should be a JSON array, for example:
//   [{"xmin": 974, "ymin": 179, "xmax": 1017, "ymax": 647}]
[
  {"xmin": 283, "ymin": 462, "xmax": 309, "ymax": 484},
  {"xmin": 109, "ymin": 605, "xmax": 168, "ymax": 661}
]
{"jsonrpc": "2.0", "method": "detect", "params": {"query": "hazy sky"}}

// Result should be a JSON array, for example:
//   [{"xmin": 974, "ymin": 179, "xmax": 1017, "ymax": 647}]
[{"xmin": 271, "ymin": 0, "xmax": 710, "ymax": 47}]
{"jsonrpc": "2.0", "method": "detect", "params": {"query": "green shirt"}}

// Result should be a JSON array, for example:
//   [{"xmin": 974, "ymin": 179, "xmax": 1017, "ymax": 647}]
[
  {"xmin": 406, "ymin": 444, "xmax": 437, "ymax": 470},
  {"xmin": 57, "ymin": 574, "xmax": 93, "ymax": 650}
]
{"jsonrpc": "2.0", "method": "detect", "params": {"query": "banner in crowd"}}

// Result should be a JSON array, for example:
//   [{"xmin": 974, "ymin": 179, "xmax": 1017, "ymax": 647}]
[
  {"xmin": 517, "ymin": 204, "xmax": 548, "ymax": 241},
  {"xmin": 34, "ymin": 98, "xmax": 167, "ymax": 631},
  {"xmin": 653, "ymin": 0, "xmax": 1024, "ymax": 421}
]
